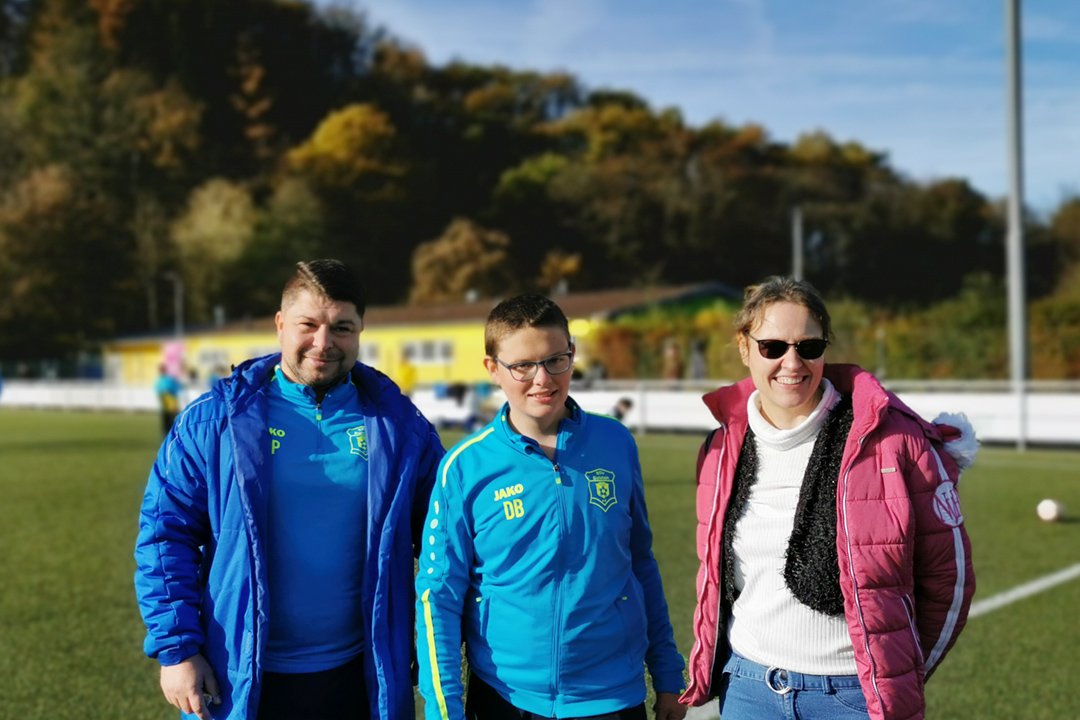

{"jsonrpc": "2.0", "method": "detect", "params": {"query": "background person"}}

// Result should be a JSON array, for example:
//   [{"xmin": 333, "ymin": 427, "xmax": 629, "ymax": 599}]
[
  {"xmin": 397, "ymin": 349, "xmax": 418, "ymax": 397},
  {"xmin": 681, "ymin": 276, "xmax": 977, "ymax": 720},
  {"xmin": 416, "ymin": 294, "xmax": 686, "ymax": 720},
  {"xmin": 660, "ymin": 337, "xmax": 684, "ymax": 382},
  {"xmin": 134, "ymin": 259, "xmax": 444, "ymax": 720},
  {"xmin": 154, "ymin": 363, "xmax": 183, "ymax": 435},
  {"xmin": 610, "ymin": 396, "xmax": 634, "ymax": 424}
]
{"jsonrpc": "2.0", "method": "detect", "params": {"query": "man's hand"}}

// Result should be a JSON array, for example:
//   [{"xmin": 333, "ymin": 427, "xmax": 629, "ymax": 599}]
[
  {"xmin": 654, "ymin": 692, "xmax": 687, "ymax": 720},
  {"xmin": 160, "ymin": 653, "xmax": 222, "ymax": 720}
]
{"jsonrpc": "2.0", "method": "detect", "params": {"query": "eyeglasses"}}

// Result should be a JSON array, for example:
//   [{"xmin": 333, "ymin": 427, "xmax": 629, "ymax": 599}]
[
  {"xmin": 746, "ymin": 333, "xmax": 828, "ymax": 360},
  {"xmin": 494, "ymin": 350, "xmax": 574, "ymax": 382}
]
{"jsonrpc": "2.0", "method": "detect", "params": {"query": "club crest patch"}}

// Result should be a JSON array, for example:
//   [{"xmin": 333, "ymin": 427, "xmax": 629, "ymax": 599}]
[
  {"xmin": 347, "ymin": 425, "xmax": 368, "ymax": 460},
  {"xmin": 586, "ymin": 468, "xmax": 618, "ymax": 512}
]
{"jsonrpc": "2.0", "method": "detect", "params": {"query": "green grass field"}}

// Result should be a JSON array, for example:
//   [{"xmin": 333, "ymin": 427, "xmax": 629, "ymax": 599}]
[{"xmin": 0, "ymin": 408, "xmax": 1077, "ymax": 719}]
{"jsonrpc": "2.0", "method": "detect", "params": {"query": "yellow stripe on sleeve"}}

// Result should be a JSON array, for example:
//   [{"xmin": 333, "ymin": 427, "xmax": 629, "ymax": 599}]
[
  {"xmin": 421, "ymin": 588, "xmax": 450, "ymax": 720},
  {"xmin": 440, "ymin": 427, "xmax": 494, "ymax": 487}
]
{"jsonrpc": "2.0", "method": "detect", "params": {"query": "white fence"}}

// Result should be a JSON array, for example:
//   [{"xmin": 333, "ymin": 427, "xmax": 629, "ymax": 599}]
[{"xmin": 2, "ymin": 379, "xmax": 1078, "ymax": 446}]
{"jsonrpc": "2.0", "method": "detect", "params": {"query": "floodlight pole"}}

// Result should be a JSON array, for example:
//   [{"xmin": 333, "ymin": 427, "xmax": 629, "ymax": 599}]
[
  {"xmin": 791, "ymin": 206, "xmax": 804, "ymax": 281},
  {"xmin": 164, "ymin": 271, "xmax": 185, "ymax": 339},
  {"xmin": 1005, "ymin": 0, "xmax": 1028, "ymax": 451}
]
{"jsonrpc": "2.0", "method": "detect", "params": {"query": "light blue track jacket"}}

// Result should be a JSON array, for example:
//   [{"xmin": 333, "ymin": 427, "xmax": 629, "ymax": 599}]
[
  {"xmin": 416, "ymin": 400, "xmax": 685, "ymax": 720},
  {"xmin": 134, "ymin": 354, "xmax": 444, "ymax": 720}
]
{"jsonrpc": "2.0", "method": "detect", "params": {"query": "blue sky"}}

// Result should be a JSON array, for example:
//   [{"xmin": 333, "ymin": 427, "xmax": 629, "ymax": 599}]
[{"xmin": 342, "ymin": 0, "xmax": 1078, "ymax": 215}]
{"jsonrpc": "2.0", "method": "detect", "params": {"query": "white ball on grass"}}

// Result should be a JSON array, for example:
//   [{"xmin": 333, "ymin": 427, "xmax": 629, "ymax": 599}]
[{"xmin": 1036, "ymin": 498, "xmax": 1064, "ymax": 522}]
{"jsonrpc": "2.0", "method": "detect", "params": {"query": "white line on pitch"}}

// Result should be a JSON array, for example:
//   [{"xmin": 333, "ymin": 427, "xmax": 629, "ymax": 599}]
[{"xmin": 970, "ymin": 562, "xmax": 1080, "ymax": 618}]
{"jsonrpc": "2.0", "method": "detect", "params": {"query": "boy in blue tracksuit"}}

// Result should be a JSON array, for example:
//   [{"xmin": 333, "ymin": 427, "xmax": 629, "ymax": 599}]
[{"xmin": 416, "ymin": 294, "xmax": 686, "ymax": 720}]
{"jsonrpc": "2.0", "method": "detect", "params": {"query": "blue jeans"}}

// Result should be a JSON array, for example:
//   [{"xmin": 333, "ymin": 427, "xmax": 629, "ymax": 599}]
[{"xmin": 718, "ymin": 653, "xmax": 869, "ymax": 720}]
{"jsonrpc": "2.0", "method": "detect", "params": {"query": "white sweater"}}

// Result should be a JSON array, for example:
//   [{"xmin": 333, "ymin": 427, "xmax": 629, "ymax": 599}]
[{"xmin": 727, "ymin": 378, "xmax": 859, "ymax": 675}]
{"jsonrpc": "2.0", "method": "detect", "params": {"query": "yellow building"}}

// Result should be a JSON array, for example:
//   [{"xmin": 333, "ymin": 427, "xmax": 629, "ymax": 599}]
[{"xmin": 103, "ymin": 284, "xmax": 737, "ymax": 388}]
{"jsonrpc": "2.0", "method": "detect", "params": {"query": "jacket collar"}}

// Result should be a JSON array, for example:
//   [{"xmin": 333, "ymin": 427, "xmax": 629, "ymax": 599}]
[
  {"xmin": 270, "ymin": 364, "xmax": 356, "ymax": 409},
  {"xmin": 702, "ymin": 377, "xmax": 755, "ymax": 427},
  {"xmin": 702, "ymin": 363, "xmax": 896, "ymax": 438},
  {"xmin": 494, "ymin": 396, "xmax": 584, "ymax": 456},
  {"xmin": 219, "ymin": 353, "xmax": 385, "ymax": 413}
]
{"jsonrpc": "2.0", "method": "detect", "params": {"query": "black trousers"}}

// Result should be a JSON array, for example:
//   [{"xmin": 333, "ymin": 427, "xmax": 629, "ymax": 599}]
[
  {"xmin": 465, "ymin": 672, "xmax": 646, "ymax": 720},
  {"xmin": 257, "ymin": 654, "xmax": 368, "ymax": 720}
]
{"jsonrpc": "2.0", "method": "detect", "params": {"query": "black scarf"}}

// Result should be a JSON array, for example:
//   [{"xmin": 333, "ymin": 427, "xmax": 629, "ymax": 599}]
[{"xmin": 720, "ymin": 394, "xmax": 854, "ymax": 616}]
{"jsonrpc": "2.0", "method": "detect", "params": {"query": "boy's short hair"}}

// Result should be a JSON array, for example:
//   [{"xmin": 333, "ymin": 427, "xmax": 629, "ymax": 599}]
[
  {"xmin": 484, "ymin": 294, "xmax": 571, "ymax": 357},
  {"xmin": 281, "ymin": 259, "xmax": 366, "ymax": 316}
]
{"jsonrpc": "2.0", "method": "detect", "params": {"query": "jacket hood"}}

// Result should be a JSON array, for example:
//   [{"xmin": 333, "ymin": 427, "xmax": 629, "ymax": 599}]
[
  {"xmin": 212, "ymin": 354, "xmax": 279, "ymax": 417},
  {"xmin": 931, "ymin": 411, "xmax": 980, "ymax": 470}
]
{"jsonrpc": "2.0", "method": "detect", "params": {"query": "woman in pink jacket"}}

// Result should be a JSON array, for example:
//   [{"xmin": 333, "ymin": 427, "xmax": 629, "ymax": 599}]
[{"xmin": 681, "ymin": 276, "xmax": 976, "ymax": 720}]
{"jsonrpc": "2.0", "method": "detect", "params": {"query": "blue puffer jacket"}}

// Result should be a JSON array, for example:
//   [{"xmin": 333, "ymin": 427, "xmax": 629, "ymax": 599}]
[
  {"xmin": 416, "ymin": 400, "xmax": 685, "ymax": 720},
  {"xmin": 134, "ymin": 354, "xmax": 444, "ymax": 720}
]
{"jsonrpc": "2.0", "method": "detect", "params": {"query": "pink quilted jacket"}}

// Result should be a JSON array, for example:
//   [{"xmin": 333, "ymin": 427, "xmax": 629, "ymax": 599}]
[{"xmin": 681, "ymin": 364, "xmax": 975, "ymax": 720}]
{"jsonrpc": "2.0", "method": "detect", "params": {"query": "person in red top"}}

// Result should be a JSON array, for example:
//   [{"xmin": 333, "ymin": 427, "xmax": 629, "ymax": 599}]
[{"xmin": 681, "ymin": 276, "xmax": 977, "ymax": 720}]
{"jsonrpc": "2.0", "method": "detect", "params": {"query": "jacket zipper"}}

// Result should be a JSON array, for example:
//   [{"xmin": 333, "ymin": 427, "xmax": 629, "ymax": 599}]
[
  {"xmin": 707, "ymin": 429, "xmax": 727, "ymax": 695},
  {"xmin": 901, "ymin": 593, "xmax": 924, "ymax": 660},
  {"xmin": 686, "ymin": 424, "xmax": 726, "ymax": 697},
  {"xmin": 842, "ymin": 434, "xmax": 885, "ymax": 707},
  {"xmin": 550, "ymin": 455, "xmax": 565, "ymax": 712}
]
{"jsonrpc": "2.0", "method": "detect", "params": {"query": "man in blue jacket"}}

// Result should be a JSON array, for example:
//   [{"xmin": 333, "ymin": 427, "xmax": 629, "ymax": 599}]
[{"xmin": 135, "ymin": 259, "xmax": 445, "ymax": 720}]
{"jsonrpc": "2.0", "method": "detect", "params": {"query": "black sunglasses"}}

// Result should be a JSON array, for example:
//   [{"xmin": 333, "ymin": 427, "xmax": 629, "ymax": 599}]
[{"xmin": 746, "ymin": 333, "xmax": 828, "ymax": 360}]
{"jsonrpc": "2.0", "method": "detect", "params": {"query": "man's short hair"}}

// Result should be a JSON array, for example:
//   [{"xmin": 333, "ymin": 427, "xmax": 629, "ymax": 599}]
[
  {"xmin": 484, "ymin": 294, "xmax": 571, "ymax": 357},
  {"xmin": 281, "ymin": 259, "xmax": 366, "ymax": 316}
]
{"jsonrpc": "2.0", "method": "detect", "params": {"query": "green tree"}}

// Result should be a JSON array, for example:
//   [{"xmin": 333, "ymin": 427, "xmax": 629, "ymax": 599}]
[
  {"xmin": 1030, "ymin": 293, "xmax": 1080, "ymax": 377},
  {"xmin": 225, "ymin": 177, "xmax": 326, "ymax": 316},
  {"xmin": 490, "ymin": 152, "xmax": 582, "ymax": 287},
  {"xmin": 0, "ymin": 164, "xmax": 138, "ymax": 358},
  {"xmin": 1052, "ymin": 197, "xmax": 1080, "ymax": 257},
  {"xmin": 12, "ymin": 1, "xmax": 112, "ymax": 174},
  {"xmin": 130, "ymin": 193, "xmax": 170, "ymax": 329},
  {"xmin": 0, "ymin": 0, "xmax": 31, "ymax": 76},
  {"xmin": 823, "ymin": 179, "xmax": 999, "ymax": 305}
]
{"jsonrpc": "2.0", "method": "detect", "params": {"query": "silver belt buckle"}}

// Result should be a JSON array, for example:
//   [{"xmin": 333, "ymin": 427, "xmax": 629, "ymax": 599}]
[{"xmin": 765, "ymin": 666, "xmax": 792, "ymax": 695}]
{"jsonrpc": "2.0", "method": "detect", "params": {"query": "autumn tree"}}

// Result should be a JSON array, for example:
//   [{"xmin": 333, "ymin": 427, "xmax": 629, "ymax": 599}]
[
  {"xmin": 288, "ymin": 103, "xmax": 406, "ymax": 194},
  {"xmin": 286, "ymin": 102, "xmax": 413, "ymax": 301},
  {"xmin": 171, "ymin": 178, "xmax": 256, "ymax": 323},
  {"xmin": 538, "ymin": 99, "xmax": 702, "ymax": 286},
  {"xmin": 409, "ymin": 218, "xmax": 514, "ymax": 305}
]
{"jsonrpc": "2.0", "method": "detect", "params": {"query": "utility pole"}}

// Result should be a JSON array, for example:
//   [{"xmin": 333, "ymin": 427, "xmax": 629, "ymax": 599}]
[{"xmin": 1005, "ymin": 0, "xmax": 1027, "ymax": 451}]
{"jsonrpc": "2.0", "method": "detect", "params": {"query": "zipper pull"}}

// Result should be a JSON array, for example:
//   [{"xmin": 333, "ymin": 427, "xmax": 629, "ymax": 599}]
[{"xmin": 553, "ymin": 462, "xmax": 561, "ymax": 485}]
